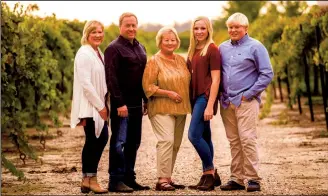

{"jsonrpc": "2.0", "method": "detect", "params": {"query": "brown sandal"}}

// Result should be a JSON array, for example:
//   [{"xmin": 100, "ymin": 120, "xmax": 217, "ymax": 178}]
[{"xmin": 155, "ymin": 181, "xmax": 175, "ymax": 191}]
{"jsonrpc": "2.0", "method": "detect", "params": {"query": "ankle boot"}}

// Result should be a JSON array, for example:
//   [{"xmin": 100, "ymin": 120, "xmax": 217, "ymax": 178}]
[
  {"xmin": 81, "ymin": 177, "xmax": 91, "ymax": 193},
  {"xmin": 89, "ymin": 176, "xmax": 108, "ymax": 194},
  {"xmin": 188, "ymin": 175, "xmax": 205, "ymax": 190},
  {"xmin": 197, "ymin": 174, "xmax": 215, "ymax": 191},
  {"xmin": 214, "ymin": 169, "xmax": 221, "ymax": 186}
]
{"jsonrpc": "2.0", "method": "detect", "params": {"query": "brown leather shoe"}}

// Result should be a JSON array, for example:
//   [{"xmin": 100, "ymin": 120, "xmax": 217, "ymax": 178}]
[
  {"xmin": 188, "ymin": 175, "xmax": 205, "ymax": 190},
  {"xmin": 246, "ymin": 180, "xmax": 261, "ymax": 192},
  {"xmin": 81, "ymin": 177, "xmax": 91, "ymax": 193},
  {"xmin": 197, "ymin": 174, "xmax": 215, "ymax": 191},
  {"xmin": 108, "ymin": 181, "xmax": 134, "ymax": 193},
  {"xmin": 89, "ymin": 176, "xmax": 108, "ymax": 194},
  {"xmin": 220, "ymin": 180, "xmax": 245, "ymax": 191},
  {"xmin": 214, "ymin": 169, "xmax": 221, "ymax": 187}
]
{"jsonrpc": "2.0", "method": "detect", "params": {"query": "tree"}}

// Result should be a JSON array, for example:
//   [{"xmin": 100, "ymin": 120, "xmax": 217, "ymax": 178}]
[{"xmin": 222, "ymin": 1, "xmax": 267, "ymax": 23}]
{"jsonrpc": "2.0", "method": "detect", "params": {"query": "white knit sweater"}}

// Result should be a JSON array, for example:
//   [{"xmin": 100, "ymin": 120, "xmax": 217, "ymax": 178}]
[{"xmin": 70, "ymin": 44, "xmax": 109, "ymax": 138}]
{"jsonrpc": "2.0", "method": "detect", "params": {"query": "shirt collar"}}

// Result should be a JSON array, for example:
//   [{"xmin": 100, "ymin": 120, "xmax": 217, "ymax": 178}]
[
  {"xmin": 118, "ymin": 35, "xmax": 139, "ymax": 46},
  {"xmin": 230, "ymin": 33, "xmax": 249, "ymax": 46}
]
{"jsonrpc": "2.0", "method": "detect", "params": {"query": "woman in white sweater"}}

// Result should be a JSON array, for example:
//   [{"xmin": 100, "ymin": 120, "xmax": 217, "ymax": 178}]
[{"xmin": 70, "ymin": 20, "xmax": 109, "ymax": 194}]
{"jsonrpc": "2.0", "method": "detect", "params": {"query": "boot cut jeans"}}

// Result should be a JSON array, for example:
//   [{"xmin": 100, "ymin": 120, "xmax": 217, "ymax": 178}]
[
  {"xmin": 109, "ymin": 105, "xmax": 142, "ymax": 184},
  {"xmin": 82, "ymin": 118, "xmax": 109, "ymax": 177},
  {"xmin": 188, "ymin": 94, "xmax": 214, "ymax": 172}
]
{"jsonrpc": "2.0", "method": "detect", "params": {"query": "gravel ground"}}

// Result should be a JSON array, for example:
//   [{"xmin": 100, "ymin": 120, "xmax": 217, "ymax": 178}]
[{"xmin": 1, "ymin": 101, "xmax": 328, "ymax": 195}]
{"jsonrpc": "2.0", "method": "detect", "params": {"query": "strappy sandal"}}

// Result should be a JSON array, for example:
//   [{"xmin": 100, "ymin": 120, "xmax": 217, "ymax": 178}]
[{"xmin": 155, "ymin": 181, "xmax": 175, "ymax": 191}]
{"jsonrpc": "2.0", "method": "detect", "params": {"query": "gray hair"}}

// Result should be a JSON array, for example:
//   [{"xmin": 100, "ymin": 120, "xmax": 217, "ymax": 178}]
[
  {"xmin": 155, "ymin": 26, "xmax": 180, "ymax": 50},
  {"xmin": 226, "ymin": 12, "xmax": 249, "ymax": 27}
]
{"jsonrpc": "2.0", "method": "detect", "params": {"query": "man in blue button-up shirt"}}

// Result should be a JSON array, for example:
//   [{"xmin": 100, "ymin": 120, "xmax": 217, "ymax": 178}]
[{"xmin": 218, "ymin": 12, "xmax": 273, "ymax": 192}]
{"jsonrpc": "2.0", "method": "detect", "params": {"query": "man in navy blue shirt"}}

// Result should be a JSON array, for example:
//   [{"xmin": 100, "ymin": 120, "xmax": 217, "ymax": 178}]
[
  {"xmin": 219, "ymin": 12, "xmax": 273, "ymax": 192},
  {"xmin": 104, "ymin": 12, "xmax": 149, "ymax": 193}
]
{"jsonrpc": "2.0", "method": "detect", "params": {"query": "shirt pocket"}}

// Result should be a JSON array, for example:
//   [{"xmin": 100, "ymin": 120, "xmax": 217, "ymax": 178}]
[{"xmin": 234, "ymin": 53, "xmax": 254, "ymax": 68}]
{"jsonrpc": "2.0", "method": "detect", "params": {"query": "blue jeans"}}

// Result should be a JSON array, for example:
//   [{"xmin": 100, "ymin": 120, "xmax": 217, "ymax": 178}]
[
  {"xmin": 109, "ymin": 105, "xmax": 142, "ymax": 183},
  {"xmin": 188, "ymin": 94, "xmax": 214, "ymax": 172}
]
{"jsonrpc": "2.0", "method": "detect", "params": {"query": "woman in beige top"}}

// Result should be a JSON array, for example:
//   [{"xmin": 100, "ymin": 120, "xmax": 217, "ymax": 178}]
[{"xmin": 142, "ymin": 26, "xmax": 191, "ymax": 191}]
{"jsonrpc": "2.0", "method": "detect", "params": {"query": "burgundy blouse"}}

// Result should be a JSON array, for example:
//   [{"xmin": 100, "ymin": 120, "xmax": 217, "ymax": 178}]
[{"xmin": 187, "ymin": 43, "xmax": 221, "ymax": 113}]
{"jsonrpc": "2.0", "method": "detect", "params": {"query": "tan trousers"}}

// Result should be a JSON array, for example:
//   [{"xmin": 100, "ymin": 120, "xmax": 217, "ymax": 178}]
[
  {"xmin": 220, "ymin": 99, "xmax": 261, "ymax": 185},
  {"xmin": 150, "ymin": 114, "xmax": 186, "ymax": 178}
]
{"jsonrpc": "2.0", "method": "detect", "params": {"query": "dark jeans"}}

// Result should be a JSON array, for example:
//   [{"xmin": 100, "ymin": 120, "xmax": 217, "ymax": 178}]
[
  {"xmin": 188, "ymin": 94, "xmax": 214, "ymax": 172},
  {"xmin": 82, "ymin": 118, "xmax": 109, "ymax": 175},
  {"xmin": 109, "ymin": 106, "xmax": 143, "ymax": 183}
]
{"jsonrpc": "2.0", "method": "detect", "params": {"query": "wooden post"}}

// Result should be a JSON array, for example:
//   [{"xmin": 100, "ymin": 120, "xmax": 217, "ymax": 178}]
[
  {"xmin": 313, "ymin": 66, "xmax": 319, "ymax": 95},
  {"xmin": 315, "ymin": 25, "xmax": 328, "ymax": 130},
  {"xmin": 300, "ymin": 24, "xmax": 314, "ymax": 121},
  {"xmin": 272, "ymin": 82, "xmax": 277, "ymax": 99},
  {"xmin": 285, "ymin": 67, "xmax": 293, "ymax": 109},
  {"xmin": 278, "ymin": 76, "xmax": 283, "ymax": 102},
  {"xmin": 297, "ymin": 93, "xmax": 302, "ymax": 114}
]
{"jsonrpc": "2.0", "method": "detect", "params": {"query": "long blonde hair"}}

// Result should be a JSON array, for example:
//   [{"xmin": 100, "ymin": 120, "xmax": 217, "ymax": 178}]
[{"xmin": 187, "ymin": 16, "xmax": 214, "ymax": 61}]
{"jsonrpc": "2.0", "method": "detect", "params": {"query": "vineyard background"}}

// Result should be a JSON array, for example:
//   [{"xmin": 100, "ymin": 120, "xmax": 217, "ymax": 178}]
[{"xmin": 1, "ymin": 1, "xmax": 328, "ymax": 194}]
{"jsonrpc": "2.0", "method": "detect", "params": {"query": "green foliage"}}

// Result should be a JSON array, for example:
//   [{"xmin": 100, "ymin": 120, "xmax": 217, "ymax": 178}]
[
  {"xmin": 1, "ymin": 154, "xmax": 26, "ymax": 181},
  {"xmin": 222, "ymin": 1, "xmax": 267, "ymax": 23},
  {"xmin": 278, "ymin": 1, "xmax": 308, "ymax": 17},
  {"xmin": 1, "ymin": 2, "xmax": 80, "ymax": 179},
  {"xmin": 259, "ymin": 84, "xmax": 274, "ymax": 119}
]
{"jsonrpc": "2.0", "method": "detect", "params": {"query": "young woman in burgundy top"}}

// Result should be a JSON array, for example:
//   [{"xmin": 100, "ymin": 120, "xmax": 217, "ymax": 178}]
[{"xmin": 187, "ymin": 16, "xmax": 221, "ymax": 191}]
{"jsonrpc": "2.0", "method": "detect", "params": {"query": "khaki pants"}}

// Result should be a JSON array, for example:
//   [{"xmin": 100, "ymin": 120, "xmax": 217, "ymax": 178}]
[
  {"xmin": 150, "ymin": 114, "xmax": 186, "ymax": 178},
  {"xmin": 220, "ymin": 99, "xmax": 261, "ymax": 185}
]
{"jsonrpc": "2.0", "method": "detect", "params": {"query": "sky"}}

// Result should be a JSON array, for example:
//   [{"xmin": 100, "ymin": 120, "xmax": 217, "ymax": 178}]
[
  {"xmin": 4, "ymin": 1, "xmax": 322, "ymax": 26},
  {"xmin": 4, "ymin": 1, "xmax": 228, "ymax": 26}
]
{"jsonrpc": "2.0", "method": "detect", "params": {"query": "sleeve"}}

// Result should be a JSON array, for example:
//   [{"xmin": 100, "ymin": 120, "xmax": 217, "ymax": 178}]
[
  {"xmin": 75, "ymin": 52, "xmax": 105, "ymax": 111},
  {"xmin": 141, "ymin": 45, "xmax": 149, "ymax": 103},
  {"xmin": 142, "ymin": 57, "xmax": 160, "ymax": 98},
  {"xmin": 243, "ymin": 43, "xmax": 274, "ymax": 99},
  {"xmin": 104, "ymin": 45, "xmax": 125, "ymax": 107},
  {"xmin": 209, "ymin": 44, "xmax": 221, "ymax": 70}
]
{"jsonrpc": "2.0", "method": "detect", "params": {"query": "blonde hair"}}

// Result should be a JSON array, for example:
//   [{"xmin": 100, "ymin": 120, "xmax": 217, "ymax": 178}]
[
  {"xmin": 119, "ymin": 12, "xmax": 138, "ymax": 27},
  {"xmin": 226, "ymin": 12, "xmax": 249, "ymax": 27},
  {"xmin": 155, "ymin": 26, "xmax": 181, "ymax": 50},
  {"xmin": 80, "ymin": 20, "xmax": 104, "ymax": 45},
  {"xmin": 187, "ymin": 16, "xmax": 214, "ymax": 61}
]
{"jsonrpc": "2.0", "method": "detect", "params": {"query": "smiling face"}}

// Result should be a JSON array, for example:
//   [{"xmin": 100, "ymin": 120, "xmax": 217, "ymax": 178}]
[
  {"xmin": 119, "ymin": 16, "xmax": 138, "ymax": 42},
  {"xmin": 227, "ymin": 21, "xmax": 247, "ymax": 41},
  {"xmin": 160, "ymin": 31, "xmax": 178, "ymax": 55},
  {"xmin": 87, "ymin": 24, "xmax": 104, "ymax": 49},
  {"xmin": 193, "ymin": 19, "xmax": 208, "ymax": 43}
]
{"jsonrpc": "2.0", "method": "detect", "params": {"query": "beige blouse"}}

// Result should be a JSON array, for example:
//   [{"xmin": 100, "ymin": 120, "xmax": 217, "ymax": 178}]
[{"xmin": 142, "ymin": 52, "xmax": 191, "ymax": 118}]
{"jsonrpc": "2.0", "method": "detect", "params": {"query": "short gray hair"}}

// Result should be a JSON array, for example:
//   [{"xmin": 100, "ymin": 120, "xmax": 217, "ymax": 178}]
[
  {"xmin": 155, "ymin": 26, "xmax": 180, "ymax": 49},
  {"xmin": 226, "ymin": 12, "xmax": 249, "ymax": 27}
]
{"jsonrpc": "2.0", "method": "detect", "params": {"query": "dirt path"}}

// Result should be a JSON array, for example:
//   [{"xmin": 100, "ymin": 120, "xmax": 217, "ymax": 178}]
[{"xmin": 2, "ymin": 100, "xmax": 328, "ymax": 195}]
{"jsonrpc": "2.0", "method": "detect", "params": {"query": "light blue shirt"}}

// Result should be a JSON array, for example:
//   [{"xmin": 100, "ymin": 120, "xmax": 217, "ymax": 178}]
[{"xmin": 219, "ymin": 34, "xmax": 274, "ymax": 109}]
